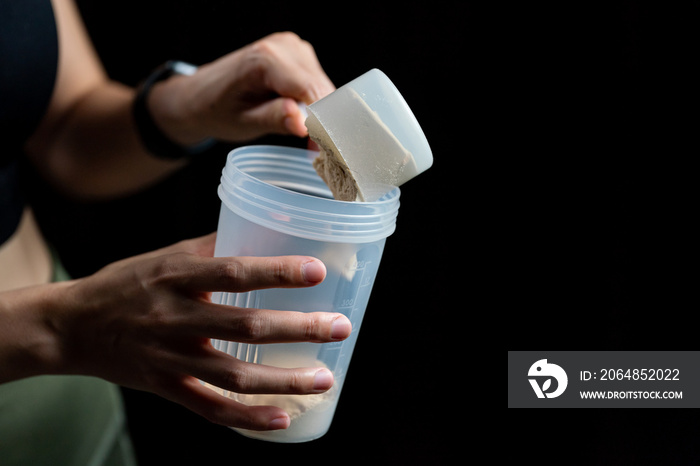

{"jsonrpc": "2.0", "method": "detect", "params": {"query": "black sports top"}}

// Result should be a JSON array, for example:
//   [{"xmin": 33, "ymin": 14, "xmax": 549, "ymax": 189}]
[{"xmin": 0, "ymin": 0, "xmax": 58, "ymax": 245}]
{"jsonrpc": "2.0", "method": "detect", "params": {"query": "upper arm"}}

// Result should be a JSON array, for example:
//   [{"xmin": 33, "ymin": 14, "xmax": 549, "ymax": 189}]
[{"xmin": 26, "ymin": 0, "xmax": 108, "ymax": 154}]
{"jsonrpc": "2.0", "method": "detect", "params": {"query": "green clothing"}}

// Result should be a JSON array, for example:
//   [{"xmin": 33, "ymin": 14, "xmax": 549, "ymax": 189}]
[{"xmin": 0, "ymin": 256, "xmax": 137, "ymax": 466}]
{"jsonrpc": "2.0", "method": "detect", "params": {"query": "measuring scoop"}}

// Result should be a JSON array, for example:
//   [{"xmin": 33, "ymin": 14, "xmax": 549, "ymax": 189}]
[{"xmin": 305, "ymin": 69, "xmax": 433, "ymax": 201}]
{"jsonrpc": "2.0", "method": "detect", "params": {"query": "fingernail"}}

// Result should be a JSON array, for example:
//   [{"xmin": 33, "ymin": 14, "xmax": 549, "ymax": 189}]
[
  {"xmin": 268, "ymin": 415, "xmax": 290, "ymax": 430},
  {"xmin": 302, "ymin": 260, "xmax": 326, "ymax": 284},
  {"xmin": 297, "ymin": 102, "xmax": 308, "ymax": 119},
  {"xmin": 284, "ymin": 114, "xmax": 308, "ymax": 137},
  {"xmin": 331, "ymin": 316, "xmax": 352, "ymax": 340},
  {"xmin": 313, "ymin": 369, "xmax": 334, "ymax": 391}
]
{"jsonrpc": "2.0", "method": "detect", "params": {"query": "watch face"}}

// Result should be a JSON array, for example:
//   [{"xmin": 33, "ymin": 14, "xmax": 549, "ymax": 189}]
[{"xmin": 169, "ymin": 60, "xmax": 198, "ymax": 76}]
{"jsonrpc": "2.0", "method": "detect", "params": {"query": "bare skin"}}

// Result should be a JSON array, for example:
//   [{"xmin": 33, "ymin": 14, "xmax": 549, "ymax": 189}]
[
  {"xmin": 0, "ymin": 0, "xmax": 343, "ymax": 432},
  {"xmin": 0, "ymin": 234, "xmax": 351, "ymax": 430},
  {"xmin": 25, "ymin": 0, "xmax": 334, "ymax": 200}
]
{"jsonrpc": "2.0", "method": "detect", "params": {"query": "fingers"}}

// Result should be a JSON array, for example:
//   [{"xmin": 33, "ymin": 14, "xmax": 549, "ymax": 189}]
[
  {"xmin": 176, "ymin": 348, "xmax": 335, "ymax": 396},
  {"xmin": 145, "ymin": 249, "xmax": 352, "ymax": 341},
  {"xmin": 237, "ymin": 32, "xmax": 334, "ymax": 137},
  {"xmin": 188, "ymin": 307, "xmax": 352, "ymax": 344},
  {"xmin": 241, "ymin": 96, "xmax": 309, "ymax": 138},
  {"xmin": 156, "ymin": 349, "xmax": 338, "ymax": 430},
  {"xmin": 160, "ymin": 254, "xmax": 327, "ymax": 293},
  {"xmin": 121, "ymin": 238, "xmax": 353, "ymax": 432},
  {"xmin": 252, "ymin": 32, "xmax": 335, "ymax": 104},
  {"xmin": 161, "ymin": 376, "xmax": 292, "ymax": 430},
  {"xmin": 184, "ymin": 32, "xmax": 334, "ymax": 143},
  {"xmin": 282, "ymin": 98, "xmax": 309, "ymax": 137}
]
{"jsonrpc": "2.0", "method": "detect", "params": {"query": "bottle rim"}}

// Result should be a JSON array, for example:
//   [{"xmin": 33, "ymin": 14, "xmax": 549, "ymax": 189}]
[{"xmin": 218, "ymin": 145, "xmax": 400, "ymax": 243}]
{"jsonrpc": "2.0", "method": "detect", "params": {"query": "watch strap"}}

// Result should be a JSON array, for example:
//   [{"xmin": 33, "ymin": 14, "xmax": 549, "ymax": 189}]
[{"xmin": 133, "ymin": 60, "xmax": 215, "ymax": 160}]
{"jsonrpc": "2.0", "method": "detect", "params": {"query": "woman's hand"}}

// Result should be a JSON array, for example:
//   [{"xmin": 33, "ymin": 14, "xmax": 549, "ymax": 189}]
[
  {"xmin": 51, "ymin": 233, "xmax": 351, "ymax": 430},
  {"xmin": 150, "ymin": 32, "xmax": 336, "ymax": 146},
  {"xmin": 27, "ymin": 11, "xmax": 334, "ymax": 199}
]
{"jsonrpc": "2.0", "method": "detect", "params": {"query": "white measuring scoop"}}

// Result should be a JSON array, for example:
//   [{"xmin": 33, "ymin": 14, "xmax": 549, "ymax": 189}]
[{"xmin": 305, "ymin": 69, "xmax": 433, "ymax": 201}]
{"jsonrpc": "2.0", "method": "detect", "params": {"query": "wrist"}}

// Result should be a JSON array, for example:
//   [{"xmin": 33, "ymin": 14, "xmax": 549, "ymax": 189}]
[
  {"xmin": 0, "ymin": 282, "xmax": 72, "ymax": 382},
  {"xmin": 133, "ymin": 61, "xmax": 216, "ymax": 160},
  {"xmin": 148, "ymin": 74, "xmax": 207, "ymax": 146}
]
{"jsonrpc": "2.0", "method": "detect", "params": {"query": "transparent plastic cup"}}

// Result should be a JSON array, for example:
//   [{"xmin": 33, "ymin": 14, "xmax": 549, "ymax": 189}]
[{"xmin": 206, "ymin": 145, "xmax": 400, "ymax": 443}]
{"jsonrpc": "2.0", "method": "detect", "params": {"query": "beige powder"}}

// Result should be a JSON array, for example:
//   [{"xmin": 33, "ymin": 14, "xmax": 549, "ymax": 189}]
[{"xmin": 311, "ymin": 146, "xmax": 360, "ymax": 202}]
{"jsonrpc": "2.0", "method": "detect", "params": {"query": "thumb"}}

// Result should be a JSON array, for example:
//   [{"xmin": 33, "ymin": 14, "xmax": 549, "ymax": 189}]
[{"xmin": 245, "ymin": 97, "xmax": 308, "ymax": 138}]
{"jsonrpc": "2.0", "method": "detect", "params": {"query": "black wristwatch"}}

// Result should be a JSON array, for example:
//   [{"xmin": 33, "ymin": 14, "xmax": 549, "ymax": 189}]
[{"xmin": 133, "ymin": 60, "xmax": 216, "ymax": 160}]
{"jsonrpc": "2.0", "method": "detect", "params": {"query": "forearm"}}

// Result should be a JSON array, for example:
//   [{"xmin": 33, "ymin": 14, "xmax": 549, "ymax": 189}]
[
  {"xmin": 23, "ymin": 1, "xmax": 331, "ymax": 200},
  {"xmin": 0, "ymin": 283, "xmax": 69, "ymax": 383},
  {"xmin": 26, "ymin": 81, "xmax": 188, "ymax": 200},
  {"xmin": 23, "ymin": 0, "xmax": 189, "ymax": 200}
]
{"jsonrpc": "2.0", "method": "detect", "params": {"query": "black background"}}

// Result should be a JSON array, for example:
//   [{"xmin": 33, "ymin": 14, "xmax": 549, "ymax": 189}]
[{"xmin": 25, "ymin": 1, "xmax": 696, "ymax": 464}]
